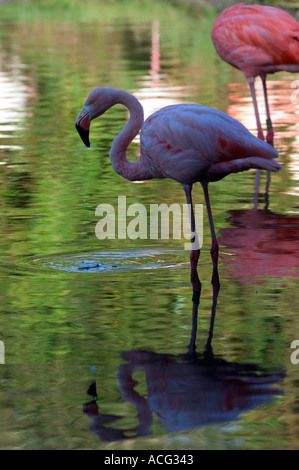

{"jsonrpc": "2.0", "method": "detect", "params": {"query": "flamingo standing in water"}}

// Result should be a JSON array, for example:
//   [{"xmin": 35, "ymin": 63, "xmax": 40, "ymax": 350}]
[
  {"xmin": 212, "ymin": 3, "xmax": 299, "ymax": 198},
  {"xmin": 75, "ymin": 87, "xmax": 281, "ymax": 295}
]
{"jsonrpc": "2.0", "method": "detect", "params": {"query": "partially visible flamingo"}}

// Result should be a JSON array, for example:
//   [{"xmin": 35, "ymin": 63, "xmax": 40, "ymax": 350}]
[
  {"xmin": 212, "ymin": 3, "xmax": 299, "ymax": 145},
  {"xmin": 212, "ymin": 3, "xmax": 299, "ymax": 199},
  {"xmin": 75, "ymin": 87, "xmax": 281, "ymax": 294}
]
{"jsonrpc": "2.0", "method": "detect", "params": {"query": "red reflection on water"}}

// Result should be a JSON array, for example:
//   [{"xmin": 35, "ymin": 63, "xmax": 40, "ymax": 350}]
[{"xmin": 218, "ymin": 209, "xmax": 299, "ymax": 284}]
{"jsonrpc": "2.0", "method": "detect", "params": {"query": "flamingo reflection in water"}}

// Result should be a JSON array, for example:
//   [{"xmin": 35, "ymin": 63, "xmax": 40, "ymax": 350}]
[
  {"xmin": 218, "ymin": 208, "xmax": 299, "ymax": 283},
  {"xmin": 83, "ymin": 272, "xmax": 284, "ymax": 443}
]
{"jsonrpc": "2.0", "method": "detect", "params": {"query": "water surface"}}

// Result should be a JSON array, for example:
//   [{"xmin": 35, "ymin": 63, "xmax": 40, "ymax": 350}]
[{"xmin": 0, "ymin": 0, "xmax": 298, "ymax": 450}]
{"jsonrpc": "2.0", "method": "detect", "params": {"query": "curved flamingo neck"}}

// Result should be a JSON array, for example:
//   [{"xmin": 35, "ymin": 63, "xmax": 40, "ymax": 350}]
[{"xmin": 109, "ymin": 90, "xmax": 152, "ymax": 181}]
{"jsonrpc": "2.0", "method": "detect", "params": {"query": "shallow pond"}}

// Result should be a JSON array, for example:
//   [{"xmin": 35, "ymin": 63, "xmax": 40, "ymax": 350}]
[{"xmin": 0, "ymin": 0, "xmax": 298, "ymax": 450}]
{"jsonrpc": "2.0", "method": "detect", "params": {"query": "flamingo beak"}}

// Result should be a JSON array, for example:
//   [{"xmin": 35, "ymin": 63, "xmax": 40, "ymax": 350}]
[{"xmin": 75, "ymin": 107, "xmax": 90, "ymax": 147}]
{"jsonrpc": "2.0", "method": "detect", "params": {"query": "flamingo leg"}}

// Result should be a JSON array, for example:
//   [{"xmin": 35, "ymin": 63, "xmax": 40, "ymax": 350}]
[
  {"xmin": 183, "ymin": 183, "xmax": 201, "ymax": 353},
  {"xmin": 183, "ymin": 184, "xmax": 201, "ymax": 297},
  {"xmin": 248, "ymin": 77, "xmax": 264, "ymax": 208},
  {"xmin": 248, "ymin": 77, "xmax": 264, "ymax": 141},
  {"xmin": 260, "ymin": 74, "xmax": 274, "ymax": 146},
  {"xmin": 261, "ymin": 74, "xmax": 272, "ymax": 209},
  {"xmin": 202, "ymin": 182, "xmax": 219, "ymax": 267},
  {"xmin": 205, "ymin": 265, "xmax": 220, "ymax": 352}
]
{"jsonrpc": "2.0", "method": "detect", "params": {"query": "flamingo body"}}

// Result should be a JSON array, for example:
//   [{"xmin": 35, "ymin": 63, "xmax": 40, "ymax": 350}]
[
  {"xmin": 140, "ymin": 103, "xmax": 279, "ymax": 184},
  {"xmin": 212, "ymin": 3, "xmax": 299, "ymax": 79}
]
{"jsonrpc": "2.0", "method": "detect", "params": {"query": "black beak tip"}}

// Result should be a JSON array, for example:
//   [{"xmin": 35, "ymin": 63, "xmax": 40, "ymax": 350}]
[
  {"xmin": 84, "ymin": 135, "xmax": 90, "ymax": 148},
  {"xmin": 76, "ymin": 123, "xmax": 90, "ymax": 148}
]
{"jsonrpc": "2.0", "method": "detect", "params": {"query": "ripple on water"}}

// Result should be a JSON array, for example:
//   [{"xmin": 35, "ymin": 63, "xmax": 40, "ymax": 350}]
[{"xmin": 33, "ymin": 249, "xmax": 190, "ymax": 273}]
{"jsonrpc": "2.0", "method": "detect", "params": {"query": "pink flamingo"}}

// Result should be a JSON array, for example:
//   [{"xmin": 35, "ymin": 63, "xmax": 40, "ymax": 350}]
[
  {"xmin": 212, "ymin": 3, "xmax": 299, "ymax": 145},
  {"xmin": 75, "ymin": 87, "xmax": 281, "ymax": 293},
  {"xmin": 212, "ymin": 3, "xmax": 299, "ymax": 198}
]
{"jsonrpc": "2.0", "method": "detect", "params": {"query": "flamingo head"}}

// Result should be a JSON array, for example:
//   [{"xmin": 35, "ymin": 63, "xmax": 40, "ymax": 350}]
[{"xmin": 75, "ymin": 88, "xmax": 116, "ymax": 148}]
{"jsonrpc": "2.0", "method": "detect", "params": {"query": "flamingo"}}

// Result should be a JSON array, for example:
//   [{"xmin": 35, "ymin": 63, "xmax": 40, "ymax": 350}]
[
  {"xmin": 212, "ymin": 3, "xmax": 299, "ymax": 199},
  {"xmin": 212, "ymin": 3, "xmax": 299, "ymax": 145},
  {"xmin": 75, "ymin": 87, "xmax": 281, "ymax": 294}
]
